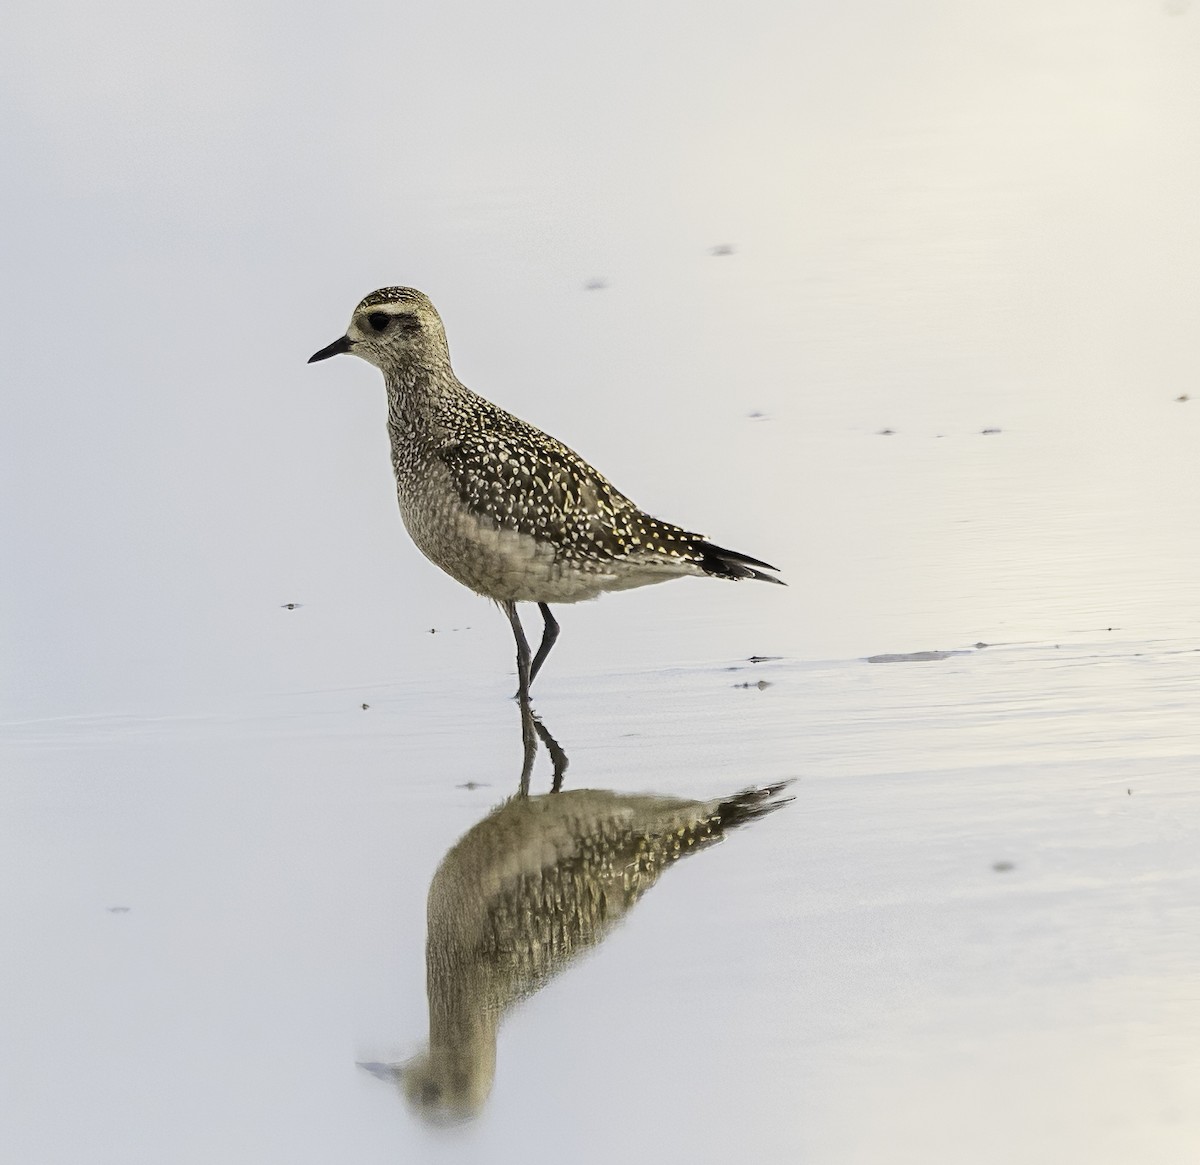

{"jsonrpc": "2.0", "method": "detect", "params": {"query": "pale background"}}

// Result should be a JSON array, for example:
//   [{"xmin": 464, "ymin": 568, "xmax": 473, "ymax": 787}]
[{"xmin": 2, "ymin": 1, "xmax": 1198, "ymax": 1162}]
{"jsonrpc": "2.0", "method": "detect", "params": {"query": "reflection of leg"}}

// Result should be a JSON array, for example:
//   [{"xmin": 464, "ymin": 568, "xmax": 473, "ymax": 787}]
[
  {"xmin": 516, "ymin": 707, "xmax": 537, "ymax": 797},
  {"xmin": 529, "ymin": 603, "xmax": 560, "ymax": 686},
  {"xmin": 532, "ymin": 715, "xmax": 569, "ymax": 793},
  {"xmin": 503, "ymin": 601, "xmax": 537, "ymax": 796}
]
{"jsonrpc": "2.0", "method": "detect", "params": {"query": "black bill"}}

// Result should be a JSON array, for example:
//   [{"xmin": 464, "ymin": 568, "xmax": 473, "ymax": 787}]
[{"xmin": 308, "ymin": 335, "xmax": 353, "ymax": 363}]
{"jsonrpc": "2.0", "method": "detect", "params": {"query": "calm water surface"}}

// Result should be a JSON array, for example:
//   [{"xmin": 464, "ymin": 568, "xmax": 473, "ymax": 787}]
[{"xmin": 3, "ymin": 1, "xmax": 1199, "ymax": 1162}]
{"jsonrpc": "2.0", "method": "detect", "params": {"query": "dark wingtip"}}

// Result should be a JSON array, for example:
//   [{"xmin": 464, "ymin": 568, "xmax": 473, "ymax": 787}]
[
  {"xmin": 715, "ymin": 780, "xmax": 795, "ymax": 828},
  {"xmin": 696, "ymin": 541, "xmax": 785, "ymax": 584}
]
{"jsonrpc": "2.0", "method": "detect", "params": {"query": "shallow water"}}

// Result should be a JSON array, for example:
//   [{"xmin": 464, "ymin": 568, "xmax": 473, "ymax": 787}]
[
  {"xmin": 4, "ymin": 629, "xmax": 1198, "ymax": 1163},
  {"xmin": 4, "ymin": 1, "xmax": 1200, "ymax": 1161}
]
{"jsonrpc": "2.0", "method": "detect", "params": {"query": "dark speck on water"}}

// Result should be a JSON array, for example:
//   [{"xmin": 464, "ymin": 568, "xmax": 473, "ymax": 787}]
[
  {"xmin": 878, "ymin": 428, "xmax": 895, "ymax": 436},
  {"xmin": 748, "ymin": 655, "xmax": 782, "ymax": 663},
  {"xmin": 107, "ymin": 906, "xmax": 131, "ymax": 914},
  {"xmin": 992, "ymin": 861, "xmax": 1015, "ymax": 873},
  {"xmin": 867, "ymin": 650, "xmax": 967, "ymax": 663},
  {"xmin": 981, "ymin": 428, "xmax": 1002, "ymax": 435},
  {"xmin": 735, "ymin": 680, "xmax": 773, "ymax": 690},
  {"xmin": 281, "ymin": 603, "xmax": 302, "ymax": 610}
]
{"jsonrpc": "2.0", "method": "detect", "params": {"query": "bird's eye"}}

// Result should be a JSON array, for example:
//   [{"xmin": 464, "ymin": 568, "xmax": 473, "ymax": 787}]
[{"xmin": 367, "ymin": 312, "xmax": 392, "ymax": 332}]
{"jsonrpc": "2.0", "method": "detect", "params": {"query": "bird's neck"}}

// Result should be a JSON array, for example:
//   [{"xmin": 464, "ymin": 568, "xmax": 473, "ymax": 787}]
[{"xmin": 384, "ymin": 364, "xmax": 469, "ymax": 440}]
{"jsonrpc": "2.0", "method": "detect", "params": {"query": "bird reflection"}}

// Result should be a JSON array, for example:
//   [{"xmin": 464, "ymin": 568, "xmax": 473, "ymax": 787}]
[{"xmin": 362, "ymin": 741, "xmax": 792, "ymax": 1121}]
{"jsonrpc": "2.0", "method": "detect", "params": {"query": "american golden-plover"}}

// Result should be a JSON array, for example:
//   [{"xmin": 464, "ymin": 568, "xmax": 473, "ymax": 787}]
[
  {"xmin": 360, "ymin": 781, "xmax": 792, "ymax": 1118},
  {"xmin": 309, "ymin": 287, "xmax": 783, "ymax": 700}
]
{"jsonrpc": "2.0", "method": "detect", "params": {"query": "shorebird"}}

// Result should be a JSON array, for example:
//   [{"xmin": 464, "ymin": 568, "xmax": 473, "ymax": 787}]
[
  {"xmin": 308, "ymin": 288, "xmax": 783, "ymax": 701},
  {"xmin": 359, "ymin": 781, "xmax": 792, "ymax": 1119}
]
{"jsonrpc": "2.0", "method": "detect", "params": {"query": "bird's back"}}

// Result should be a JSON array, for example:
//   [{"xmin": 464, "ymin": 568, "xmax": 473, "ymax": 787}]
[
  {"xmin": 387, "ymin": 379, "xmax": 720, "ymax": 602},
  {"xmin": 427, "ymin": 784, "xmax": 793, "ymax": 1006}
]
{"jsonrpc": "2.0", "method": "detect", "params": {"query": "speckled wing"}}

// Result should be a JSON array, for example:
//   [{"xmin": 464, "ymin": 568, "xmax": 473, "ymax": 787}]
[
  {"xmin": 440, "ymin": 786, "xmax": 791, "ymax": 1010},
  {"xmin": 437, "ymin": 396, "xmax": 704, "ymax": 570}
]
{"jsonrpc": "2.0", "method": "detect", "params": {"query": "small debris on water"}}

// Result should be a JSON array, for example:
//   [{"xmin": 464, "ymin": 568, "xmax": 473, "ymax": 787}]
[
  {"xmin": 735, "ymin": 680, "xmax": 773, "ymax": 690},
  {"xmin": 746, "ymin": 410, "xmax": 770, "ymax": 421},
  {"xmin": 981, "ymin": 428, "xmax": 1002, "ymax": 435},
  {"xmin": 281, "ymin": 603, "xmax": 302, "ymax": 610},
  {"xmin": 748, "ymin": 655, "xmax": 782, "ymax": 663},
  {"xmin": 1176, "ymin": 394, "xmax": 1190, "ymax": 402},
  {"xmin": 457, "ymin": 781, "xmax": 490, "ymax": 790},
  {"xmin": 867, "ymin": 650, "xmax": 967, "ymax": 663},
  {"xmin": 107, "ymin": 906, "xmax": 131, "ymax": 914},
  {"xmin": 584, "ymin": 278, "xmax": 608, "ymax": 291},
  {"xmin": 878, "ymin": 428, "xmax": 895, "ymax": 436},
  {"xmin": 361, "ymin": 703, "xmax": 369, "ymax": 710},
  {"xmin": 992, "ymin": 861, "xmax": 1015, "ymax": 873},
  {"xmin": 974, "ymin": 642, "xmax": 988, "ymax": 649},
  {"xmin": 710, "ymin": 244, "xmax": 735, "ymax": 256}
]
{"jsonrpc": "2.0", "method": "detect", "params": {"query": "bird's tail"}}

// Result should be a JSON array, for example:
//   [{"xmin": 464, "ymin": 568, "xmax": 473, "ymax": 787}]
[
  {"xmin": 696, "ymin": 541, "xmax": 786, "ymax": 585},
  {"xmin": 712, "ymin": 781, "xmax": 795, "ymax": 830}
]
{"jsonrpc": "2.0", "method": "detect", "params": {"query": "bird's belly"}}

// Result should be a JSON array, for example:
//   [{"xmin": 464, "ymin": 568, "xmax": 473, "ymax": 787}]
[{"xmin": 397, "ymin": 492, "xmax": 620, "ymax": 604}]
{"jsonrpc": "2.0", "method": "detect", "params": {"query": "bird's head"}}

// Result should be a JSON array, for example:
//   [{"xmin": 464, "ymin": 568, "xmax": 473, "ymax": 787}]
[
  {"xmin": 355, "ymin": 1045, "xmax": 493, "ymax": 1124},
  {"xmin": 308, "ymin": 286, "xmax": 450, "ymax": 372}
]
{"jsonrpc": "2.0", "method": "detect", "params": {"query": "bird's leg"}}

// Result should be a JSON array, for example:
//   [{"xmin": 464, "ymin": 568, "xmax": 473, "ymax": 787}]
[
  {"xmin": 503, "ymin": 601, "xmax": 537, "ymax": 796},
  {"xmin": 528, "ymin": 603, "xmax": 560, "ymax": 686},
  {"xmin": 504, "ymin": 600, "xmax": 535, "ymax": 703}
]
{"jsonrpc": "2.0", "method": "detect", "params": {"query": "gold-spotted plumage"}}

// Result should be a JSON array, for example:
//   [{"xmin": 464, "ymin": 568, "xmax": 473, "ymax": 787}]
[
  {"xmin": 309, "ymin": 287, "xmax": 783, "ymax": 693},
  {"xmin": 360, "ymin": 782, "xmax": 792, "ymax": 1119}
]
